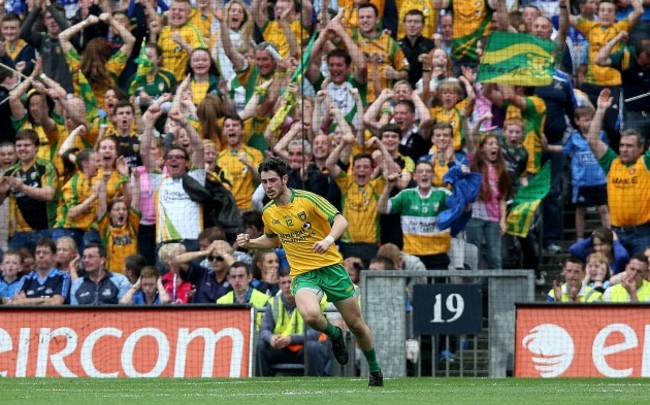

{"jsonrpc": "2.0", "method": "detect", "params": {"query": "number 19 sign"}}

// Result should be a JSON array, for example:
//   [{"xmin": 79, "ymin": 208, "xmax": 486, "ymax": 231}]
[{"xmin": 412, "ymin": 284, "xmax": 482, "ymax": 335}]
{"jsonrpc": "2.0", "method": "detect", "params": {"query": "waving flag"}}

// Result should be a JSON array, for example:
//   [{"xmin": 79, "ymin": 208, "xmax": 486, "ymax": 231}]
[
  {"xmin": 78, "ymin": 70, "xmax": 98, "ymax": 121},
  {"xmin": 477, "ymin": 32, "xmax": 555, "ymax": 86},
  {"xmin": 130, "ymin": 41, "xmax": 154, "ymax": 95},
  {"xmin": 268, "ymin": 31, "xmax": 319, "ymax": 132},
  {"xmin": 506, "ymin": 162, "xmax": 551, "ymax": 237}
]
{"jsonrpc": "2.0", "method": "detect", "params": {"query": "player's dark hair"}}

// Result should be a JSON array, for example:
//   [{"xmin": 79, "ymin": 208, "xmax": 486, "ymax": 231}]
[{"xmin": 259, "ymin": 157, "xmax": 288, "ymax": 178}]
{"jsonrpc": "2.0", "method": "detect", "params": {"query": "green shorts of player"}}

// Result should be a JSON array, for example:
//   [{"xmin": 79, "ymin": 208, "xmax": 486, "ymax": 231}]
[{"xmin": 290, "ymin": 263, "xmax": 356, "ymax": 303}]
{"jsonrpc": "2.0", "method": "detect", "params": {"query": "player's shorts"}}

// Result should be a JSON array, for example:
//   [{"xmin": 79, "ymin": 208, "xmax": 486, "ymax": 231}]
[
  {"xmin": 291, "ymin": 263, "xmax": 355, "ymax": 303},
  {"xmin": 573, "ymin": 184, "xmax": 607, "ymax": 207}
]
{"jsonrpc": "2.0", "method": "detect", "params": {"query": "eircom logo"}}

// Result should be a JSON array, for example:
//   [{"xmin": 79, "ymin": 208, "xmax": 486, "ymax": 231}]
[{"xmin": 522, "ymin": 324, "xmax": 575, "ymax": 377}]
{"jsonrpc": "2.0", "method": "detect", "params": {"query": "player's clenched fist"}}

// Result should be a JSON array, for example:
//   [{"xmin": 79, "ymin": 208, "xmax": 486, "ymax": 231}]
[{"xmin": 236, "ymin": 233, "xmax": 251, "ymax": 248}]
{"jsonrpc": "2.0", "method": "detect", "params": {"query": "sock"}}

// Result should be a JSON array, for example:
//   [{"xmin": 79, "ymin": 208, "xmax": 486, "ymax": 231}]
[
  {"xmin": 363, "ymin": 348, "xmax": 381, "ymax": 372},
  {"xmin": 324, "ymin": 321, "xmax": 341, "ymax": 340}
]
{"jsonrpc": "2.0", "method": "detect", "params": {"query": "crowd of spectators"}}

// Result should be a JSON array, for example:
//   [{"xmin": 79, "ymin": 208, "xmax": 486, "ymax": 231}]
[{"xmin": 0, "ymin": 0, "xmax": 649, "ymax": 315}]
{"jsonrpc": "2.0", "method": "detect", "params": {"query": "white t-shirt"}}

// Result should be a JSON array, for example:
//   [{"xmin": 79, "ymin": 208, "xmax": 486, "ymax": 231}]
[{"xmin": 151, "ymin": 169, "xmax": 206, "ymax": 243}]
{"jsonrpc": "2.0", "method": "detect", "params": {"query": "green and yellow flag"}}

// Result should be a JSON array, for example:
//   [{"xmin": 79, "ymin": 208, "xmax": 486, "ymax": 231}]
[
  {"xmin": 78, "ymin": 70, "xmax": 98, "ymax": 121},
  {"xmin": 506, "ymin": 162, "xmax": 551, "ymax": 237},
  {"xmin": 477, "ymin": 31, "xmax": 555, "ymax": 86},
  {"xmin": 130, "ymin": 41, "xmax": 154, "ymax": 95},
  {"xmin": 269, "ymin": 30, "xmax": 319, "ymax": 132}
]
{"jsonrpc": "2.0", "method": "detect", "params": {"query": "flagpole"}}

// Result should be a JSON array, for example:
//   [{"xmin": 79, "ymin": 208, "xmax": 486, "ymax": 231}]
[
  {"xmin": 0, "ymin": 62, "xmax": 30, "ymax": 80},
  {"xmin": 625, "ymin": 91, "xmax": 650, "ymax": 103}
]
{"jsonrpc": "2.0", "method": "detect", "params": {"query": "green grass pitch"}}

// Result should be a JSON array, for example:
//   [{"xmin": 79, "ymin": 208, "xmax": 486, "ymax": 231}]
[{"xmin": 0, "ymin": 378, "xmax": 648, "ymax": 404}]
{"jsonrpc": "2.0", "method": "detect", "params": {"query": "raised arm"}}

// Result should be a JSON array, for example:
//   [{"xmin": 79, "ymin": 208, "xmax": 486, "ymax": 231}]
[
  {"xmin": 130, "ymin": 169, "xmax": 141, "ymax": 210},
  {"xmin": 59, "ymin": 14, "xmax": 100, "ymax": 55},
  {"xmin": 501, "ymin": 84, "xmax": 528, "ymax": 111},
  {"xmin": 218, "ymin": 10, "xmax": 247, "ymax": 71},
  {"xmin": 278, "ymin": 7, "xmax": 299, "ymax": 59},
  {"xmin": 559, "ymin": 0, "xmax": 577, "ymax": 28},
  {"xmin": 490, "ymin": 0, "xmax": 509, "ymax": 33},
  {"xmin": 9, "ymin": 76, "xmax": 33, "ymax": 119},
  {"xmin": 595, "ymin": 31, "xmax": 628, "ymax": 67},
  {"xmin": 106, "ymin": 12, "xmax": 136, "ymax": 58},
  {"xmin": 306, "ymin": 30, "xmax": 328, "ymax": 84},
  {"xmin": 413, "ymin": 89, "xmax": 433, "ymax": 138},
  {"xmin": 324, "ymin": 124, "xmax": 354, "ymax": 178},
  {"xmin": 556, "ymin": 0, "xmax": 569, "ymax": 50},
  {"xmin": 20, "ymin": 7, "xmax": 42, "ymax": 46},
  {"xmin": 628, "ymin": 0, "xmax": 645, "ymax": 27},
  {"xmin": 273, "ymin": 121, "xmax": 302, "ymax": 162},
  {"xmin": 251, "ymin": 0, "xmax": 268, "ymax": 31},
  {"xmin": 41, "ymin": 73, "xmax": 87, "ymax": 129},
  {"xmin": 47, "ymin": 1, "xmax": 70, "ymax": 32},
  {"xmin": 329, "ymin": 18, "xmax": 367, "ymax": 84},
  {"xmin": 239, "ymin": 79, "xmax": 273, "ymax": 121},
  {"xmin": 587, "ymin": 89, "xmax": 611, "ymax": 159},
  {"xmin": 27, "ymin": 80, "xmax": 57, "ymax": 137},
  {"xmin": 433, "ymin": 0, "xmax": 450, "ymax": 10},
  {"xmin": 364, "ymin": 89, "xmax": 393, "ymax": 135},
  {"xmin": 96, "ymin": 176, "xmax": 108, "ymax": 220},
  {"xmin": 483, "ymin": 83, "xmax": 505, "ymax": 108},
  {"xmin": 464, "ymin": 112, "xmax": 492, "ymax": 155},
  {"xmin": 376, "ymin": 172, "xmax": 399, "ymax": 214},
  {"xmin": 350, "ymin": 87, "xmax": 365, "ymax": 143},
  {"xmin": 169, "ymin": 108, "xmax": 204, "ymax": 169},
  {"xmin": 140, "ymin": 102, "xmax": 164, "ymax": 172}
]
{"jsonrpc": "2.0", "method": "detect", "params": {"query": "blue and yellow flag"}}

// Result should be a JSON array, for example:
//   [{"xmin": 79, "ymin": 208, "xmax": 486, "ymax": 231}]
[
  {"xmin": 477, "ymin": 31, "xmax": 555, "ymax": 86},
  {"xmin": 506, "ymin": 162, "xmax": 551, "ymax": 237}
]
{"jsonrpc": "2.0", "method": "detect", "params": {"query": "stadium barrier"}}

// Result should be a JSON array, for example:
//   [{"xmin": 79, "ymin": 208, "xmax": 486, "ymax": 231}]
[
  {"xmin": 0, "ymin": 305, "xmax": 254, "ymax": 378},
  {"xmin": 516, "ymin": 304, "xmax": 650, "ymax": 378},
  {"xmin": 361, "ymin": 270, "xmax": 535, "ymax": 377}
]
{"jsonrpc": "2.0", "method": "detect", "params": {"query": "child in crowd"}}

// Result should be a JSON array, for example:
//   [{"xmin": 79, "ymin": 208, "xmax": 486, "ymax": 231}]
[
  {"xmin": 0, "ymin": 251, "xmax": 23, "ymax": 304},
  {"xmin": 500, "ymin": 118, "xmax": 529, "ymax": 190},
  {"xmin": 548, "ymin": 257, "xmax": 602, "ymax": 303},
  {"xmin": 466, "ymin": 133, "xmax": 512, "ymax": 270},
  {"xmin": 120, "ymin": 266, "xmax": 171, "ymax": 305},
  {"xmin": 421, "ymin": 122, "xmax": 468, "ymax": 188},
  {"xmin": 97, "ymin": 158, "xmax": 141, "ymax": 274},
  {"xmin": 584, "ymin": 252, "xmax": 612, "ymax": 293},
  {"xmin": 545, "ymin": 106, "xmax": 610, "ymax": 241},
  {"xmin": 429, "ymin": 77, "xmax": 476, "ymax": 151}
]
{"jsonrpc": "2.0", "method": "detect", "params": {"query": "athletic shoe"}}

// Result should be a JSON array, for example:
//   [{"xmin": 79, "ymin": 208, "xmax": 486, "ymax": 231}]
[
  {"xmin": 331, "ymin": 327, "xmax": 349, "ymax": 365},
  {"xmin": 368, "ymin": 370, "xmax": 384, "ymax": 387}
]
